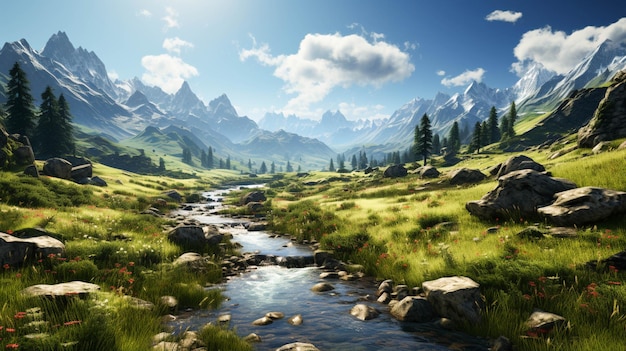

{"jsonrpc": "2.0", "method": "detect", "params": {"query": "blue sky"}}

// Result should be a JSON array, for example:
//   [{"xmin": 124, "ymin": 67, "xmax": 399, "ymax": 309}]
[{"xmin": 2, "ymin": 0, "xmax": 625, "ymax": 121}]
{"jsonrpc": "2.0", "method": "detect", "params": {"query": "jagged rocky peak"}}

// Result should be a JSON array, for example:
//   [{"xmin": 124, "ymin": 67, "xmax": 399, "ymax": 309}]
[
  {"xmin": 42, "ymin": 31, "xmax": 75, "ymax": 58},
  {"xmin": 209, "ymin": 93, "xmax": 237, "ymax": 116},
  {"xmin": 320, "ymin": 110, "xmax": 349, "ymax": 125},
  {"xmin": 124, "ymin": 90, "xmax": 150, "ymax": 107}
]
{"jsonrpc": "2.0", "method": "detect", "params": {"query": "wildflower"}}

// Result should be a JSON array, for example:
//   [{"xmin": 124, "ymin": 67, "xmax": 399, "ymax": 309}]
[
  {"xmin": 128, "ymin": 261, "xmax": 135, "ymax": 267},
  {"xmin": 607, "ymin": 281, "xmax": 622, "ymax": 285},
  {"xmin": 609, "ymin": 265, "xmax": 619, "ymax": 273},
  {"xmin": 15, "ymin": 273, "xmax": 21, "ymax": 278},
  {"xmin": 14, "ymin": 312, "xmax": 26, "ymax": 319},
  {"xmin": 523, "ymin": 294, "xmax": 531, "ymax": 300},
  {"xmin": 5, "ymin": 344, "xmax": 19, "ymax": 349},
  {"xmin": 538, "ymin": 276, "xmax": 547, "ymax": 283},
  {"xmin": 6, "ymin": 229, "xmax": 13, "ymax": 235},
  {"xmin": 6, "ymin": 328, "xmax": 15, "ymax": 333},
  {"xmin": 529, "ymin": 281, "xmax": 536, "ymax": 287},
  {"xmin": 3, "ymin": 264, "xmax": 9, "ymax": 270}
]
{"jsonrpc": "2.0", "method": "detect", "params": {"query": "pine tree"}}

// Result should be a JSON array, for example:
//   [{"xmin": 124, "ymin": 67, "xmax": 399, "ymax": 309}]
[
  {"xmin": 247, "ymin": 159, "xmax": 252, "ymax": 171},
  {"xmin": 158, "ymin": 157, "xmax": 166, "ymax": 171},
  {"xmin": 286, "ymin": 161, "xmax": 293, "ymax": 172},
  {"xmin": 35, "ymin": 86, "xmax": 60, "ymax": 157},
  {"xmin": 447, "ymin": 121, "xmax": 461, "ymax": 154},
  {"xmin": 5, "ymin": 62, "xmax": 36, "ymax": 136},
  {"xmin": 500, "ymin": 115, "xmax": 509, "ymax": 140},
  {"xmin": 487, "ymin": 106, "xmax": 500, "ymax": 143},
  {"xmin": 200, "ymin": 149, "xmax": 207, "ymax": 167},
  {"xmin": 57, "ymin": 94, "xmax": 75, "ymax": 155},
  {"xmin": 507, "ymin": 101, "xmax": 517, "ymax": 137},
  {"xmin": 432, "ymin": 134, "xmax": 441, "ymax": 155},
  {"xmin": 259, "ymin": 161, "xmax": 267, "ymax": 174},
  {"xmin": 469, "ymin": 121, "xmax": 482, "ymax": 153},
  {"xmin": 270, "ymin": 161, "xmax": 275, "ymax": 174},
  {"xmin": 358, "ymin": 151, "xmax": 368, "ymax": 169},
  {"xmin": 351, "ymin": 154, "xmax": 357, "ymax": 170},
  {"xmin": 415, "ymin": 114, "xmax": 432, "ymax": 166},
  {"xmin": 412, "ymin": 124, "xmax": 420, "ymax": 158},
  {"xmin": 329, "ymin": 158, "xmax": 335, "ymax": 172},
  {"xmin": 207, "ymin": 147, "xmax": 214, "ymax": 168},
  {"xmin": 480, "ymin": 121, "xmax": 489, "ymax": 147},
  {"xmin": 225, "ymin": 155, "xmax": 231, "ymax": 169}
]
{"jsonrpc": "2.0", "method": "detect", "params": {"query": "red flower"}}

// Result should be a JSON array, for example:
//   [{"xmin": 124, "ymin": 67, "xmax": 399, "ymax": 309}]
[
  {"xmin": 5, "ymin": 344, "xmax": 19, "ymax": 349},
  {"xmin": 3, "ymin": 264, "xmax": 9, "ymax": 270}
]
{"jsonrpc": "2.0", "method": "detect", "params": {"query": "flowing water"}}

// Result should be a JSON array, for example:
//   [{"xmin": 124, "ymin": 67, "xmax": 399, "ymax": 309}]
[{"xmin": 170, "ymin": 186, "xmax": 490, "ymax": 351}]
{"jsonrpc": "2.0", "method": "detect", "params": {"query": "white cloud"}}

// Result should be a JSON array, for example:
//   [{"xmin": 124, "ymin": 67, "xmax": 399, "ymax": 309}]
[
  {"xmin": 485, "ymin": 10, "xmax": 523, "ymax": 23},
  {"xmin": 436, "ymin": 70, "xmax": 446, "ymax": 76},
  {"xmin": 138, "ymin": 9, "xmax": 152, "ymax": 17},
  {"xmin": 240, "ymin": 33, "xmax": 414, "ymax": 111},
  {"xmin": 163, "ymin": 37, "xmax": 194, "ymax": 55},
  {"xmin": 338, "ymin": 102, "xmax": 387, "ymax": 120},
  {"xmin": 404, "ymin": 41, "xmax": 418, "ymax": 51},
  {"xmin": 513, "ymin": 18, "xmax": 626, "ymax": 75},
  {"xmin": 141, "ymin": 54, "xmax": 198, "ymax": 94},
  {"xmin": 107, "ymin": 70, "xmax": 119, "ymax": 81},
  {"xmin": 441, "ymin": 68, "xmax": 486, "ymax": 87},
  {"xmin": 162, "ymin": 7, "xmax": 179, "ymax": 30}
]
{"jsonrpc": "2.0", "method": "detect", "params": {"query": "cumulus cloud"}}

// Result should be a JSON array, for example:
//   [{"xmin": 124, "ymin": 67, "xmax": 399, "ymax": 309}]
[
  {"xmin": 138, "ymin": 9, "xmax": 152, "ymax": 17},
  {"xmin": 240, "ymin": 33, "xmax": 414, "ymax": 111},
  {"xmin": 141, "ymin": 54, "xmax": 198, "ymax": 94},
  {"xmin": 436, "ymin": 70, "xmax": 446, "ymax": 76},
  {"xmin": 441, "ymin": 68, "xmax": 486, "ymax": 87},
  {"xmin": 162, "ymin": 7, "xmax": 179, "ymax": 30},
  {"xmin": 513, "ymin": 18, "xmax": 626, "ymax": 75},
  {"xmin": 163, "ymin": 37, "xmax": 194, "ymax": 54},
  {"xmin": 485, "ymin": 10, "xmax": 523, "ymax": 23}
]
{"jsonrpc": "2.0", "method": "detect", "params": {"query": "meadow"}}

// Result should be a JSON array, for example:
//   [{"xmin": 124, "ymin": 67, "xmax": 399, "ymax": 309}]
[{"xmin": 1, "ymin": 139, "xmax": 625, "ymax": 350}]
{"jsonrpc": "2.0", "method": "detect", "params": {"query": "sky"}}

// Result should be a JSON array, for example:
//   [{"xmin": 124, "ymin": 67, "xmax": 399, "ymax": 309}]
[{"xmin": 1, "ymin": 0, "xmax": 626, "ymax": 122}]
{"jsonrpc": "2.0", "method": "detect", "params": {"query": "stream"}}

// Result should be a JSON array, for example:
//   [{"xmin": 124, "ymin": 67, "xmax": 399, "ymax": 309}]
[{"xmin": 169, "ymin": 186, "xmax": 491, "ymax": 351}]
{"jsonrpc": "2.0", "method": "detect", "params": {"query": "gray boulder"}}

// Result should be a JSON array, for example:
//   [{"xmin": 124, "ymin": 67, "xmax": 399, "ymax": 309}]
[
  {"xmin": 389, "ymin": 296, "xmax": 436, "ymax": 322},
  {"xmin": 276, "ymin": 342, "xmax": 320, "ymax": 351},
  {"xmin": 538, "ymin": 187, "xmax": 626, "ymax": 226},
  {"xmin": 90, "ymin": 176, "xmax": 108, "ymax": 187},
  {"xmin": 22, "ymin": 281, "xmax": 100, "ymax": 299},
  {"xmin": 14, "ymin": 145, "xmax": 35, "ymax": 165},
  {"xmin": 448, "ymin": 168, "xmax": 486, "ymax": 185},
  {"xmin": 71, "ymin": 163, "xmax": 93, "ymax": 180},
  {"xmin": 240, "ymin": 191, "xmax": 266, "ymax": 205},
  {"xmin": 43, "ymin": 158, "xmax": 72, "ymax": 179},
  {"xmin": 466, "ymin": 169, "xmax": 577, "ymax": 220},
  {"xmin": 383, "ymin": 164, "xmax": 408, "ymax": 178},
  {"xmin": 23, "ymin": 164, "xmax": 39, "ymax": 177},
  {"xmin": 418, "ymin": 165, "xmax": 440, "ymax": 179},
  {"xmin": 311, "ymin": 282, "xmax": 335, "ymax": 292},
  {"xmin": 173, "ymin": 252, "xmax": 218, "ymax": 273},
  {"xmin": 422, "ymin": 276, "xmax": 482, "ymax": 324},
  {"xmin": 496, "ymin": 155, "xmax": 545, "ymax": 178},
  {"xmin": 163, "ymin": 190, "xmax": 183, "ymax": 202},
  {"xmin": 350, "ymin": 304, "xmax": 380, "ymax": 321},
  {"xmin": 0, "ymin": 232, "xmax": 65, "ymax": 267},
  {"xmin": 168, "ymin": 225, "xmax": 223, "ymax": 249},
  {"xmin": 525, "ymin": 309, "xmax": 566, "ymax": 333}
]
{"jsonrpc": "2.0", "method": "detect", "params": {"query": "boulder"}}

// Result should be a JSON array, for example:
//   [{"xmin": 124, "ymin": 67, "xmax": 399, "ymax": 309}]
[
  {"xmin": 287, "ymin": 314, "xmax": 303, "ymax": 325},
  {"xmin": 163, "ymin": 190, "xmax": 182, "ymax": 202},
  {"xmin": 466, "ymin": 169, "xmax": 577, "ymax": 220},
  {"xmin": 588, "ymin": 250, "xmax": 626, "ymax": 271},
  {"xmin": 418, "ymin": 165, "xmax": 440, "ymax": 179},
  {"xmin": 0, "ymin": 232, "xmax": 65, "ymax": 267},
  {"xmin": 350, "ymin": 304, "xmax": 380, "ymax": 321},
  {"xmin": 311, "ymin": 282, "xmax": 335, "ymax": 292},
  {"xmin": 448, "ymin": 168, "xmax": 486, "ymax": 185},
  {"xmin": 167, "ymin": 225, "xmax": 223, "ymax": 249},
  {"xmin": 251, "ymin": 316, "xmax": 273, "ymax": 326},
  {"xmin": 240, "ymin": 191, "xmax": 266, "ymax": 205},
  {"xmin": 23, "ymin": 164, "xmax": 39, "ymax": 177},
  {"xmin": 276, "ymin": 342, "xmax": 319, "ymax": 351},
  {"xmin": 525, "ymin": 309, "xmax": 567, "ymax": 334},
  {"xmin": 43, "ymin": 158, "xmax": 72, "ymax": 179},
  {"xmin": 173, "ymin": 252, "xmax": 217, "ymax": 273},
  {"xmin": 538, "ymin": 187, "xmax": 626, "ymax": 226},
  {"xmin": 422, "ymin": 276, "xmax": 482, "ymax": 324},
  {"xmin": 591, "ymin": 141, "xmax": 611, "ymax": 154},
  {"xmin": 22, "ymin": 281, "xmax": 100, "ymax": 299},
  {"xmin": 496, "ymin": 155, "xmax": 545, "ymax": 178},
  {"xmin": 70, "ymin": 163, "xmax": 93, "ymax": 180},
  {"xmin": 14, "ymin": 145, "xmax": 35, "ymax": 165},
  {"xmin": 90, "ymin": 176, "xmax": 108, "ymax": 187},
  {"xmin": 246, "ymin": 202, "xmax": 264, "ymax": 213},
  {"xmin": 383, "ymin": 164, "xmax": 408, "ymax": 178},
  {"xmin": 389, "ymin": 296, "xmax": 436, "ymax": 322}
]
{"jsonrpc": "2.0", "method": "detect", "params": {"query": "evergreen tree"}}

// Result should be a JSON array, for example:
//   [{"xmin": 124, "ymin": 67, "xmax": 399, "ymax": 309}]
[
  {"xmin": 297, "ymin": 165, "xmax": 301, "ymax": 172},
  {"xmin": 469, "ymin": 121, "xmax": 482, "ymax": 153},
  {"xmin": 329, "ymin": 158, "xmax": 335, "ymax": 172},
  {"xmin": 219, "ymin": 158, "xmax": 224, "ymax": 168},
  {"xmin": 5, "ymin": 62, "xmax": 36, "ymax": 136},
  {"xmin": 207, "ymin": 147, "xmax": 214, "ymax": 168},
  {"xmin": 270, "ymin": 161, "xmax": 275, "ymax": 174},
  {"xmin": 57, "ymin": 94, "xmax": 75, "ymax": 155},
  {"xmin": 247, "ymin": 159, "xmax": 252, "ymax": 171},
  {"xmin": 226, "ymin": 155, "xmax": 231, "ymax": 169},
  {"xmin": 415, "ymin": 114, "xmax": 432, "ymax": 166},
  {"xmin": 286, "ymin": 161, "xmax": 293, "ymax": 172},
  {"xmin": 480, "ymin": 121, "xmax": 489, "ymax": 147},
  {"xmin": 500, "ymin": 115, "xmax": 510, "ymax": 140},
  {"xmin": 358, "ymin": 150, "xmax": 368, "ymax": 169},
  {"xmin": 432, "ymin": 134, "xmax": 441, "ymax": 155},
  {"xmin": 34, "ymin": 86, "xmax": 60, "ymax": 157},
  {"xmin": 412, "ymin": 124, "xmax": 420, "ymax": 157},
  {"xmin": 200, "ymin": 149, "xmax": 207, "ymax": 167},
  {"xmin": 487, "ymin": 106, "xmax": 500, "ymax": 143},
  {"xmin": 506, "ymin": 101, "xmax": 517, "ymax": 137},
  {"xmin": 158, "ymin": 157, "xmax": 166, "ymax": 171},
  {"xmin": 182, "ymin": 147, "xmax": 192, "ymax": 163},
  {"xmin": 447, "ymin": 121, "xmax": 461, "ymax": 154},
  {"xmin": 351, "ymin": 154, "xmax": 357, "ymax": 170},
  {"xmin": 259, "ymin": 161, "xmax": 267, "ymax": 174}
]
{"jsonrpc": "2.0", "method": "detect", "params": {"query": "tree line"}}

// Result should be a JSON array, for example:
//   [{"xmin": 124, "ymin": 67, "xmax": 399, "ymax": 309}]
[{"xmin": 1, "ymin": 62, "xmax": 75, "ymax": 158}]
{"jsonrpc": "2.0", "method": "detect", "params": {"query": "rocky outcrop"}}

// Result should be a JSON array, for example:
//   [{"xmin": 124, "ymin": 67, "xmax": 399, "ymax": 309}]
[
  {"xmin": 389, "ymin": 296, "xmax": 436, "ymax": 322},
  {"xmin": 383, "ymin": 164, "xmax": 408, "ymax": 178},
  {"xmin": 167, "ymin": 225, "xmax": 223, "ymax": 250},
  {"xmin": 240, "ymin": 191, "xmax": 266, "ymax": 205},
  {"xmin": 422, "ymin": 276, "xmax": 482, "ymax": 324},
  {"xmin": 173, "ymin": 252, "xmax": 218, "ymax": 273},
  {"xmin": 448, "ymin": 168, "xmax": 486, "ymax": 185},
  {"xmin": 538, "ymin": 187, "xmax": 626, "ymax": 226},
  {"xmin": 22, "ymin": 281, "xmax": 100, "ymax": 299},
  {"xmin": 0, "ymin": 232, "xmax": 65, "ymax": 267},
  {"xmin": 466, "ymin": 169, "xmax": 577, "ymax": 220},
  {"xmin": 417, "ymin": 165, "xmax": 440, "ymax": 179},
  {"xmin": 579, "ymin": 70, "xmax": 626, "ymax": 148},
  {"xmin": 43, "ymin": 157, "xmax": 73, "ymax": 179},
  {"xmin": 496, "ymin": 155, "xmax": 546, "ymax": 178}
]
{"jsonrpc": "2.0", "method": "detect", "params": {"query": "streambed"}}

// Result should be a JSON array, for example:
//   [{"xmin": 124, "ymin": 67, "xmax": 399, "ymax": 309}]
[{"xmin": 170, "ymin": 186, "xmax": 490, "ymax": 350}]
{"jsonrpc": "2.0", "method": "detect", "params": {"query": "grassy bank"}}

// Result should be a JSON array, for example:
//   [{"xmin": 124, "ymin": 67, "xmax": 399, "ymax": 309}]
[
  {"xmin": 0, "ymin": 164, "xmax": 254, "ymax": 351},
  {"xmin": 258, "ymin": 146, "xmax": 626, "ymax": 351}
]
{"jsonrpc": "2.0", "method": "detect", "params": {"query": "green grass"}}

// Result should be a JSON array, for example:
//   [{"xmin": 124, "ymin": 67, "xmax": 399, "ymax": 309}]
[{"xmin": 261, "ymin": 147, "xmax": 626, "ymax": 351}]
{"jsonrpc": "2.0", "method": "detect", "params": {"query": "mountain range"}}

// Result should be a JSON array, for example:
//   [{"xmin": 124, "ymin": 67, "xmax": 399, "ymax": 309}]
[{"xmin": 1, "ymin": 31, "xmax": 625, "ymax": 170}]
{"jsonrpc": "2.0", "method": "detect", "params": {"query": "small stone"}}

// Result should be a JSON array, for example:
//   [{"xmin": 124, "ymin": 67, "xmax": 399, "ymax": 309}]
[
  {"xmin": 252, "ymin": 316, "xmax": 273, "ymax": 325},
  {"xmin": 311, "ymin": 282, "xmax": 335, "ymax": 292},
  {"xmin": 265, "ymin": 311, "xmax": 285, "ymax": 320},
  {"xmin": 288, "ymin": 314, "xmax": 303, "ymax": 325}
]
